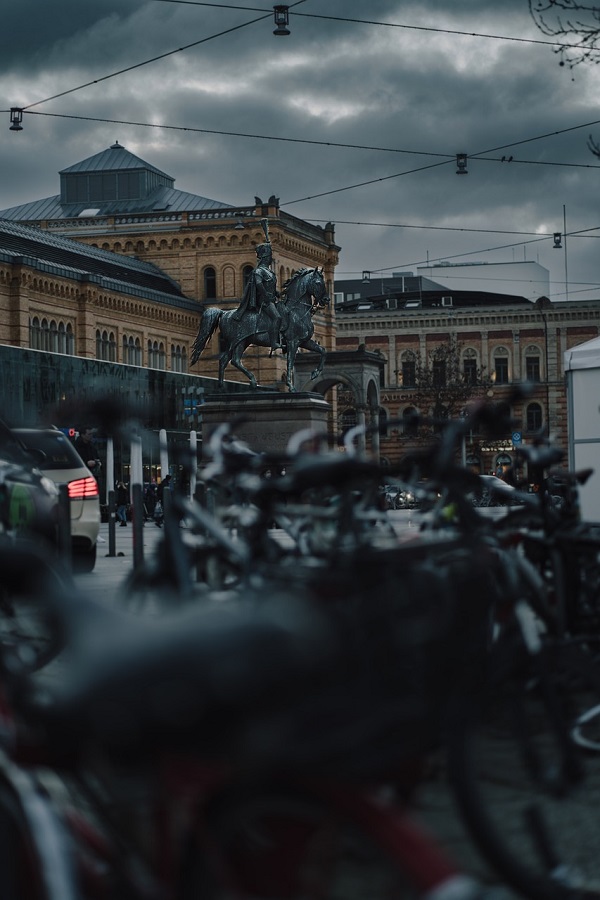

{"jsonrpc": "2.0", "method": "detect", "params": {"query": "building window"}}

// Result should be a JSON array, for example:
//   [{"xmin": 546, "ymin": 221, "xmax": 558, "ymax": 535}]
[
  {"xmin": 378, "ymin": 407, "xmax": 389, "ymax": 438},
  {"xmin": 123, "ymin": 335, "xmax": 142, "ymax": 367},
  {"xmin": 526, "ymin": 355, "xmax": 541, "ymax": 382},
  {"xmin": 49, "ymin": 320, "xmax": 58, "ymax": 352},
  {"xmin": 29, "ymin": 317, "xmax": 42, "ymax": 350},
  {"xmin": 463, "ymin": 356, "xmax": 477, "ymax": 385},
  {"xmin": 30, "ymin": 317, "xmax": 73, "ymax": 355},
  {"xmin": 401, "ymin": 353, "xmax": 416, "ymax": 387},
  {"xmin": 340, "ymin": 408, "xmax": 357, "ymax": 437},
  {"xmin": 433, "ymin": 359, "xmax": 446, "ymax": 387},
  {"xmin": 171, "ymin": 344, "xmax": 188, "ymax": 373},
  {"xmin": 494, "ymin": 356, "xmax": 509, "ymax": 384},
  {"xmin": 526, "ymin": 402, "xmax": 543, "ymax": 432},
  {"xmin": 147, "ymin": 340, "xmax": 166, "ymax": 370},
  {"xmin": 96, "ymin": 329, "xmax": 115, "ymax": 361},
  {"xmin": 204, "ymin": 266, "xmax": 217, "ymax": 300}
]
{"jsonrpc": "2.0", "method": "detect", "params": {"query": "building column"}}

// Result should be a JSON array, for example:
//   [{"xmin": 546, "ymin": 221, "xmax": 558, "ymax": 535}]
[
  {"xmin": 356, "ymin": 405, "xmax": 367, "ymax": 456},
  {"xmin": 512, "ymin": 331, "xmax": 521, "ymax": 382},
  {"xmin": 370, "ymin": 406, "xmax": 380, "ymax": 462}
]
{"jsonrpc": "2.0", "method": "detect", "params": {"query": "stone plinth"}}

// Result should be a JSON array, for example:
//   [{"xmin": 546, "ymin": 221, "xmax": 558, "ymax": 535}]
[{"xmin": 201, "ymin": 391, "xmax": 330, "ymax": 454}]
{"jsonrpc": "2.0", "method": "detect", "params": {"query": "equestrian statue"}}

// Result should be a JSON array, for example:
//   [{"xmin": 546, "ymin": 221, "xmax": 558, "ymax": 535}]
[{"xmin": 191, "ymin": 219, "xmax": 329, "ymax": 391}]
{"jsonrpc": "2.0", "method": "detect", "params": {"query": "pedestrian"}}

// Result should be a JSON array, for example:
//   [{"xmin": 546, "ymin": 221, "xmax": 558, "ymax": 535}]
[
  {"xmin": 143, "ymin": 482, "xmax": 157, "ymax": 520},
  {"xmin": 116, "ymin": 481, "xmax": 129, "ymax": 526},
  {"xmin": 156, "ymin": 474, "xmax": 171, "ymax": 503},
  {"xmin": 74, "ymin": 426, "xmax": 101, "ymax": 475},
  {"xmin": 154, "ymin": 475, "xmax": 171, "ymax": 527}
]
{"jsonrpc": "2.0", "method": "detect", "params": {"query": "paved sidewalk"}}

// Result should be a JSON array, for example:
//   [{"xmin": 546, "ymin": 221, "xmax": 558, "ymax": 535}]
[{"xmin": 73, "ymin": 519, "xmax": 163, "ymax": 602}]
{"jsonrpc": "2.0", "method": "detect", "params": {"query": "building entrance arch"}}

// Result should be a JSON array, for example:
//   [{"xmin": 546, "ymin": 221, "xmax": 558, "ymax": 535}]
[{"xmin": 294, "ymin": 348, "xmax": 384, "ymax": 457}]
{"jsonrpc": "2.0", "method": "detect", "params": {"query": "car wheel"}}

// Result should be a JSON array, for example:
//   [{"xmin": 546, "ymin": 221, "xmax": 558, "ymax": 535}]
[{"xmin": 73, "ymin": 543, "xmax": 97, "ymax": 573}]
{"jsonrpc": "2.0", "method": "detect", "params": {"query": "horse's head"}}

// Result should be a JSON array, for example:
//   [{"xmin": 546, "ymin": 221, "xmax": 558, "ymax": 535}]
[
  {"xmin": 282, "ymin": 266, "xmax": 330, "ymax": 310},
  {"xmin": 309, "ymin": 266, "xmax": 330, "ymax": 309}
]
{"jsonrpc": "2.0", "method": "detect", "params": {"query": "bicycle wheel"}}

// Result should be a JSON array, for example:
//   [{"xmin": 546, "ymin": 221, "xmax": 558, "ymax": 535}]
[
  {"xmin": 0, "ymin": 543, "xmax": 65, "ymax": 672},
  {"xmin": 447, "ymin": 635, "xmax": 600, "ymax": 899},
  {"xmin": 179, "ymin": 785, "xmax": 471, "ymax": 899}
]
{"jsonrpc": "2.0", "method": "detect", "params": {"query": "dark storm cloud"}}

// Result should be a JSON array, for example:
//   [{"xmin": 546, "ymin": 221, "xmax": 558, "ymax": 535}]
[
  {"xmin": 0, "ymin": 1, "xmax": 147, "ymax": 73},
  {"xmin": 1, "ymin": 0, "xmax": 599, "ymax": 297}
]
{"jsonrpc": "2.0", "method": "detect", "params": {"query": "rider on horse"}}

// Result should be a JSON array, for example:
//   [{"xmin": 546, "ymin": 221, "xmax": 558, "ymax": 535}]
[{"xmin": 232, "ymin": 233, "xmax": 282, "ymax": 353}]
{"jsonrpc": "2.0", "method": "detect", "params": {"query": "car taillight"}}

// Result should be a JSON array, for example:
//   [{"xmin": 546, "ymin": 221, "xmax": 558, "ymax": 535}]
[{"xmin": 68, "ymin": 477, "xmax": 99, "ymax": 499}]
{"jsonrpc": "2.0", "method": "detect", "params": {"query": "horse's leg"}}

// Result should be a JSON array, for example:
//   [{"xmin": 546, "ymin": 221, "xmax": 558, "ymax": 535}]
[
  {"xmin": 285, "ymin": 342, "xmax": 299, "ymax": 392},
  {"xmin": 218, "ymin": 349, "xmax": 232, "ymax": 387},
  {"xmin": 300, "ymin": 339, "xmax": 326, "ymax": 380},
  {"xmin": 230, "ymin": 342, "xmax": 258, "ymax": 389}
]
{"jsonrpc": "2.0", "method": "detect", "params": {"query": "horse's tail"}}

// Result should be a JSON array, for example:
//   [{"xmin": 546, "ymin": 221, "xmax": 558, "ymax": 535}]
[{"xmin": 191, "ymin": 307, "xmax": 222, "ymax": 364}]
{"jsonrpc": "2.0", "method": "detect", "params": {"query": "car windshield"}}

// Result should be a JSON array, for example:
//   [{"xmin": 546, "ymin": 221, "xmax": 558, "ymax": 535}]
[
  {"xmin": 0, "ymin": 420, "xmax": 33, "ymax": 464},
  {"xmin": 14, "ymin": 430, "xmax": 85, "ymax": 471}
]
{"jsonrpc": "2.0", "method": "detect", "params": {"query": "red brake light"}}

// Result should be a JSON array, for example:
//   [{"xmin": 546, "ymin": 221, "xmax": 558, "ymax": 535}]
[{"xmin": 68, "ymin": 476, "xmax": 99, "ymax": 499}]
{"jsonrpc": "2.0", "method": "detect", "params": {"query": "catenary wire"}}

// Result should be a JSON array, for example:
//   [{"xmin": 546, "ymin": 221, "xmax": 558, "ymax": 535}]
[
  {"xmin": 149, "ymin": 1, "xmax": 579, "ymax": 52},
  {"xmin": 16, "ymin": 1, "xmax": 307, "ymax": 112},
  {"xmin": 20, "ymin": 111, "xmax": 600, "ymax": 176}
]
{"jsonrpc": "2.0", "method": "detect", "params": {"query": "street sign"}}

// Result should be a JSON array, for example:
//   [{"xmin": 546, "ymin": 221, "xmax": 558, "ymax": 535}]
[{"xmin": 512, "ymin": 431, "xmax": 522, "ymax": 445}]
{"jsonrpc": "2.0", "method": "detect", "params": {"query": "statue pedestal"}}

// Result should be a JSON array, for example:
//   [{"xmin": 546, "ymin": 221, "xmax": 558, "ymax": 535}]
[{"xmin": 201, "ymin": 391, "xmax": 330, "ymax": 454}]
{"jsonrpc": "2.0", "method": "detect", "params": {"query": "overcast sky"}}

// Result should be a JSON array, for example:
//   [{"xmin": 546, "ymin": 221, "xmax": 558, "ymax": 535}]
[{"xmin": 2, "ymin": 0, "xmax": 600, "ymax": 302}]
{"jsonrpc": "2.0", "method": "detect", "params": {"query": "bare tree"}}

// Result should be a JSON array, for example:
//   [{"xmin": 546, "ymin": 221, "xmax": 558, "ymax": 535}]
[
  {"xmin": 408, "ymin": 337, "xmax": 492, "ymax": 444},
  {"xmin": 529, "ymin": 0, "xmax": 600, "ymax": 67}
]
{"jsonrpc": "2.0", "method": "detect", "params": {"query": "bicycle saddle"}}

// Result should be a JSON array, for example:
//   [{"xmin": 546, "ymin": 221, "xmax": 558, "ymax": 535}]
[{"xmin": 22, "ymin": 595, "xmax": 338, "ymax": 765}]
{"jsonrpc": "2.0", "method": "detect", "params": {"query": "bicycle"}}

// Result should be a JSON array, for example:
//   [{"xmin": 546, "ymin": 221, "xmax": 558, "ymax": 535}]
[{"xmin": 0, "ymin": 536, "xmax": 504, "ymax": 900}]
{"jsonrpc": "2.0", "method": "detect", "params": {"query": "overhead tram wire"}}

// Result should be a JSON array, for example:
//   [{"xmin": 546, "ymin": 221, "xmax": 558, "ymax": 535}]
[
  {"xmin": 21, "ymin": 110, "xmax": 600, "ymax": 176},
  {"xmin": 23, "ymin": 111, "xmax": 454, "ymax": 162},
  {"xmin": 306, "ymin": 218, "xmax": 600, "ymax": 242},
  {"xmin": 149, "ymin": 1, "xmax": 577, "ymax": 54},
  {"xmin": 12, "ymin": 2, "xmax": 308, "ymax": 113}
]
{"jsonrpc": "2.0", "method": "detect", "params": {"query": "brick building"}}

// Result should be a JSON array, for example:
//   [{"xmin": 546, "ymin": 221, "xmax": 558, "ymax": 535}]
[
  {"xmin": 0, "ymin": 142, "xmax": 339, "ymax": 388},
  {"xmin": 334, "ymin": 283, "xmax": 600, "ymax": 474}
]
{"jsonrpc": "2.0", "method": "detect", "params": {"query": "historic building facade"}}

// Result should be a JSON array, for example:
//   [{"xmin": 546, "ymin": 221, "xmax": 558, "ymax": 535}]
[
  {"xmin": 0, "ymin": 142, "xmax": 339, "ymax": 389},
  {"xmin": 335, "ymin": 292, "xmax": 600, "ymax": 473}
]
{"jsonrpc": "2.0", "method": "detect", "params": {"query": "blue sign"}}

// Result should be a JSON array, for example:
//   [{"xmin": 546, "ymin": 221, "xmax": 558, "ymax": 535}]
[{"xmin": 512, "ymin": 431, "xmax": 522, "ymax": 445}]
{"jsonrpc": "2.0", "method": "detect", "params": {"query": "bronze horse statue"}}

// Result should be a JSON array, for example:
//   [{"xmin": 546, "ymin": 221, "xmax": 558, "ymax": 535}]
[{"xmin": 191, "ymin": 266, "xmax": 329, "ymax": 391}]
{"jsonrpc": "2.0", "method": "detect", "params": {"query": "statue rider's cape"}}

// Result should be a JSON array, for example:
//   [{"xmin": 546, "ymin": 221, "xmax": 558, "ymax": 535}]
[
  {"xmin": 232, "ymin": 273, "xmax": 258, "ymax": 322},
  {"xmin": 231, "ymin": 268, "xmax": 287, "ymax": 342}
]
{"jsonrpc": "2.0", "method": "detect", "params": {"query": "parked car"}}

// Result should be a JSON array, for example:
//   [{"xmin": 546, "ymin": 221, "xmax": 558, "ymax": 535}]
[
  {"xmin": 0, "ymin": 419, "xmax": 59, "ymax": 544},
  {"xmin": 471, "ymin": 474, "xmax": 519, "ymax": 508},
  {"xmin": 13, "ymin": 427, "xmax": 100, "ymax": 572}
]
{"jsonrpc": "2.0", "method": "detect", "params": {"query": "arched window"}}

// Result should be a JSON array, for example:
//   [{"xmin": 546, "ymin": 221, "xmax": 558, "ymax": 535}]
[
  {"xmin": 526, "ymin": 402, "xmax": 543, "ymax": 433},
  {"xmin": 171, "ymin": 344, "xmax": 188, "ymax": 373},
  {"xmin": 57, "ymin": 322, "xmax": 67, "ymax": 354},
  {"xmin": 106, "ymin": 329, "xmax": 115, "ymax": 361},
  {"xmin": 524, "ymin": 345, "xmax": 542, "ymax": 382},
  {"xmin": 400, "ymin": 350, "xmax": 416, "ymax": 387},
  {"xmin": 378, "ymin": 407, "xmax": 389, "ymax": 438},
  {"xmin": 123, "ymin": 335, "xmax": 142, "ymax": 366},
  {"xmin": 204, "ymin": 266, "xmax": 217, "ymax": 300},
  {"xmin": 493, "ymin": 347, "xmax": 510, "ymax": 384},
  {"xmin": 340, "ymin": 408, "xmax": 357, "ymax": 437},
  {"xmin": 463, "ymin": 348, "xmax": 478, "ymax": 385},
  {"xmin": 41, "ymin": 318, "xmax": 50, "ymax": 352},
  {"xmin": 97, "ymin": 329, "xmax": 115, "ymax": 361},
  {"xmin": 49, "ymin": 320, "xmax": 58, "ymax": 353},
  {"xmin": 29, "ymin": 317, "xmax": 41, "ymax": 350}
]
